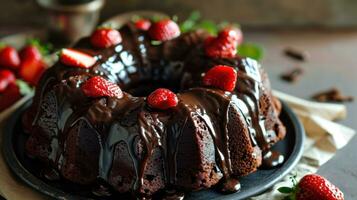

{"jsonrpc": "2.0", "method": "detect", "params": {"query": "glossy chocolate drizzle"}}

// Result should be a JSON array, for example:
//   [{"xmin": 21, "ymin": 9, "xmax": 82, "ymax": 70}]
[{"xmin": 24, "ymin": 23, "xmax": 285, "ymax": 200}]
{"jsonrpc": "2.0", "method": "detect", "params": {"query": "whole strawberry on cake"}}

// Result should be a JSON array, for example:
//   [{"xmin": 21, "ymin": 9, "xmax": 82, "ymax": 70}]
[{"xmin": 23, "ymin": 15, "xmax": 286, "ymax": 199}]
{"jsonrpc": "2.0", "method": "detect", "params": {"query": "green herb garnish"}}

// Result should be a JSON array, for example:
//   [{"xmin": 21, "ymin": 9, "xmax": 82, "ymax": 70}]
[
  {"xmin": 16, "ymin": 80, "xmax": 33, "ymax": 96},
  {"xmin": 27, "ymin": 38, "xmax": 53, "ymax": 56},
  {"xmin": 237, "ymin": 43, "xmax": 264, "ymax": 61}
]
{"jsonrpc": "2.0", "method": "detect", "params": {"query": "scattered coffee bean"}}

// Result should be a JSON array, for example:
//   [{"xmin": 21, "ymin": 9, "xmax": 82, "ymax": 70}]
[
  {"xmin": 284, "ymin": 47, "xmax": 309, "ymax": 62},
  {"xmin": 280, "ymin": 67, "xmax": 304, "ymax": 83},
  {"xmin": 311, "ymin": 88, "xmax": 354, "ymax": 103}
]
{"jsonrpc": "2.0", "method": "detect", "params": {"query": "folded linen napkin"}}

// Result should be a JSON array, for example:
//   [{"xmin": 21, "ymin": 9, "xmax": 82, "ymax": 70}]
[
  {"xmin": 251, "ymin": 90, "xmax": 355, "ymax": 200},
  {"xmin": 0, "ymin": 91, "xmax": 354, "ymax": 200}
]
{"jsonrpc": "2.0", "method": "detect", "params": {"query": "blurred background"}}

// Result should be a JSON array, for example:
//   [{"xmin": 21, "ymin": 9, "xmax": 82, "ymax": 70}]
[
  {"xmin": 2, "ymin": 0, "xmax": 357, "ymax": 29},
  {"xmin": 0, "ymin": 1, "xmax": 357, "ymax": 199}
]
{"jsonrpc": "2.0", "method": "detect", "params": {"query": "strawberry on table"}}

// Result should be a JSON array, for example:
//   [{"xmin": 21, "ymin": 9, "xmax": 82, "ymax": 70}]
[
  {"xmin": 0, "ymin": 69, "xmax": 16, "ymax": 93},
  {"xmin": 148, "ymin": 19, "xmax": 180, "ymax": 41},
  {"xmin": 147, "ymin": 88, "xmax": 178, "ymax": 110},
  {"xmin": 278, "ymin": 174, "xmax": 344, "ymax": 200},
  {"xmin": 0, "ymin": 83, "xmax": 21, "ymax": 112},
  {"xmin": 202, "ymin": 65, "xmax": 237, "ymax": 92},
  {"xmin": 90, "ymin": 28, "xmax": 122, "ymax": 49},
  {"xmin": 60, "ymin": 48, "xmax": 96, "ymax": 69},
  {"xmin": 81, "ymin": 76, "xmax": 123, "ymax": 99},
  {"xmin": 0, "ymin": 46, "xmax": 20, "ymax": 70}
]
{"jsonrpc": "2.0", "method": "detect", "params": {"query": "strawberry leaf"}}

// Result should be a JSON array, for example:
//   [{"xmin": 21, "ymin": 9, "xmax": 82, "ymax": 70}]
[
  {"xmin": 180, "ymin": 11, "xmax": 201, "ymax": 33},
  {"xmin": 172, "ymin": 15, "xmax": 179, "ymax": 22},
  {"xmin": 179, "ymin": 11, "xmax": 241, "ymax": 36},
  {"xmin": 131, "ymin": 15, "xmax": 141, "ymax": 22},
  {"xmin": 27, "ymin": 38, "xmax": 53, "ymax": 56},
  {"xmin": 237, "ymin": 43, "xmax": 264, "ymax": 61},
  {"xmin": 16, "ymin": 79, "xmax": 33, "ymax": 96},
  {"xmin": 0, "ymin": 42, "xmax": 6, "ymax": 49},
  {"xmin": 151, "ymin": 15, "xmax": 166, "ymax": 23},
  {"xmin": 195, "ymin": 20, "xmax": 218, "ymax": 35},
  {"xmin": 151, "ymin": 40, "xmax": 162, "ymax": 46},
  {"xmin": 278, "ymin": 187, "xmax": 293, "ymax": 194}
]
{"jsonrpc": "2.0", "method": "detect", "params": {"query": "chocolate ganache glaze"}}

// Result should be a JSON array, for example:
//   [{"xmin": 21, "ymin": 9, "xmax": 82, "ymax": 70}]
[{"xmin": 23, "ymin": 22, "xmax": 286, "ymax": 199}]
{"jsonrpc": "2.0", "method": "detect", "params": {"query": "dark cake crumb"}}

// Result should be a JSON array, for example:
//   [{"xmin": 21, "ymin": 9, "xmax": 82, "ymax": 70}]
[
  {"xmin": 283, "ymin": 47, "xmax": 309, "ymax": 62},
  {"xmin": 311, "ymin": 88, "xmax": 354, "ymax": 103},
  {"xmin": 280, "ymin": 67, "xmax": 304, "ymax": 83}
]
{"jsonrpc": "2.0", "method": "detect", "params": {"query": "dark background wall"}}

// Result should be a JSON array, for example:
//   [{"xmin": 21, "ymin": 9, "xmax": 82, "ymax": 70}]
[{"xmin": 1, "ymin": 0, "xmax": 357, "ymax": 28}]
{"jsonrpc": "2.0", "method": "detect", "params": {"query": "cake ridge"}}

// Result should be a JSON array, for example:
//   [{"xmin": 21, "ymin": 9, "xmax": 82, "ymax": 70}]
[{"xmin": 22, "ymin": 21, "xmax": 286, "ymax": 199}]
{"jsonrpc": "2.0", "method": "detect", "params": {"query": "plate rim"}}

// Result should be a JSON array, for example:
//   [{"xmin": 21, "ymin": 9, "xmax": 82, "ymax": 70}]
[{"xmin": 2, "ymin": 99, "xmax": 305, "ymax": 200}]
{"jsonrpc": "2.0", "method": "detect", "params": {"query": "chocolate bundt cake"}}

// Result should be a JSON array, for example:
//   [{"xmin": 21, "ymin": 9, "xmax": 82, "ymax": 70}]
[{"xmin": 22, "ymin": 18, "xmax": 286, "ymax": 199}]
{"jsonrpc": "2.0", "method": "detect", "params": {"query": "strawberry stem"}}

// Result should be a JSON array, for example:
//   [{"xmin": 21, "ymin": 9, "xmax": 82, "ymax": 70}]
[
  {"xmin": 277, "ymin": 174, "xmax": 299, "ymax": 200},
  {"xmin": 26, "ymin": 38, "xmax": 53, "ymax": 56}
]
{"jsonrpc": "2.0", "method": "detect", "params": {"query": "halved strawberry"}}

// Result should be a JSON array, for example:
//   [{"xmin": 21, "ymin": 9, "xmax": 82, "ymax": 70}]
[
  {"xmin": 202, "ymin": 65, "xmax": 237, "ymax": 92},
  {"xmin": 0, "ymin": 46, "xmax": 20, "ymax": 70},
  {"xmin": 81, "ymin": 76, "xmax": 123, "ymax": 99},
  {"xmin": 90, "ymin": 28, "xmax": 122, "ymax": 49},
  {"xmin": 60, "ymin": 48, "xmax": 96, "ymax": 69},
  {"xmin": 0, "ymin": 69, "xmax": 16, "ymax": 92},
  {"xmin": 0, "ymin": 83, "xmax": 21, "ymax": 112},
  {"xmin": 135, "ymin": 19, "xmax": 152, "ymax": 31},
  {"xmin": 18, "ymin": 59, "xmax": 46, "ymax": 86},
  {"xmin": 148, "ymin": 19, "xmax": 180, "ymax": 41},
  {"xmin": 147, "ymin": 88, "xmax": 178, "ymax": 110}
]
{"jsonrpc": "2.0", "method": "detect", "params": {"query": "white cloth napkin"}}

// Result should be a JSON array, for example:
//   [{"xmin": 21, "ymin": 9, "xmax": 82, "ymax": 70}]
[
  {"xmin": 251, "ymin": 90, "xmax": 355, "ymax": 200},
  {"xmin": 0, "ymin": 91, "xmax": 355, "ymax": 200}
]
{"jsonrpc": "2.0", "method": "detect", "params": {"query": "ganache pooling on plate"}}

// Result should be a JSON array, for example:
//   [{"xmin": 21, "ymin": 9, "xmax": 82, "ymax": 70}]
[{"xmin": 22, "ymin": 21, "xmax": 286, "ymax": 199}]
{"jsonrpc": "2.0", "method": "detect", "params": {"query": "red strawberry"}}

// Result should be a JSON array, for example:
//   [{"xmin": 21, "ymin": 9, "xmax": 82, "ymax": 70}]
[
  {"xmin": 60, "ymin": 48, "xmax": 96, "ymax": 69},
  {"xmin": 206, "ymin": 41, "xmax": 237, "ymax": 58},
  {"xmin": 204, "ymin": 27, "xmax": 243, "ymax": 58},
  {"xmin": 135, "ymin": 19, "xmax": 152, "ymax": 31},
  {"xmin": 202, "ymin": 65, "xmax": 237, "ymax": 92},
  {"xmin": 296, "ymin": 174, "xmax": 344, "ymax": 200},
  {"xmin": 90, "ymin": 28, "xmax": 122, "ymax": 48},
  {"xmin": 20, "ymin": 45, "xmax": 42, "ymax": 62},
  {"xmin": 218, "ymin": 27, "xmax": 243, "ymax": 45},
  {"xmin": 0, "ymin": 70, "xmax": 16, "ymax": 93},
  {"xmin": 148, "ymin": 19, "xmax": 180, "ymax": 41},
  {"xmin": 0, "ymin": 46, "xmax": 20, "ymax": 70},
  {"xmin": 204, "ymin": 37, "xmax": 237, "ymax": 58},
  {"xmin": 0, "ymin": 83, "xmax": 21, "ymax": 112},
  {"xmin": 18, "ymin": 59, "xmax": 46, "ymax": 86},
  {"xmin": 278, "ymin": 174, "xmax": 344, "ymax": 200},
  {"xmin": 147, "ymin": 88, "xmax": 178, "ymax": 110},
  {"xmin": 81, "ymin": 76, "xmax": 123, "ymax": 99}
]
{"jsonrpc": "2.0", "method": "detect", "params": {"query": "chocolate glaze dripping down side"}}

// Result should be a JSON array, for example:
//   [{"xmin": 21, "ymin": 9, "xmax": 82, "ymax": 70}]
[
  {"xmin": 23, "ymin": 22, "xmax": 286, "ymax": 200},
  {"xmin": 178, "ymin": 88, "xmax": 238, "ymax": 192}
]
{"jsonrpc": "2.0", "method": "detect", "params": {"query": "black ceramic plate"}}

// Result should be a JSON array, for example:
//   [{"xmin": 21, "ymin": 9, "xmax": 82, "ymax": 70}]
[{"xmin": 2, "ymin": 100, "xmax": 305, "ymax": 200}]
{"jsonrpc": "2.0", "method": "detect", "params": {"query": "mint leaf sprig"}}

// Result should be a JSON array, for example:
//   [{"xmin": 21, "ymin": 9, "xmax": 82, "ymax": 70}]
[
  {"xmin": 278, "ymin": 174, "xmax": 299, "ymax": 200},
  {"xmin": 237, "ymin": 43, "xmax": 264, "ymax": 61}
]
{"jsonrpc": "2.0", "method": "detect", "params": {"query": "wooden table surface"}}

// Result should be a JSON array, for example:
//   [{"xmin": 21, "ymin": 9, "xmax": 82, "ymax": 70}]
[
  {"xmin": 246, "ymin": 29, "xmax": 357, "ymax": 200},
  {"xmin": 0, "ymin": 28, "xmax": 356, "ymax": 199}
]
